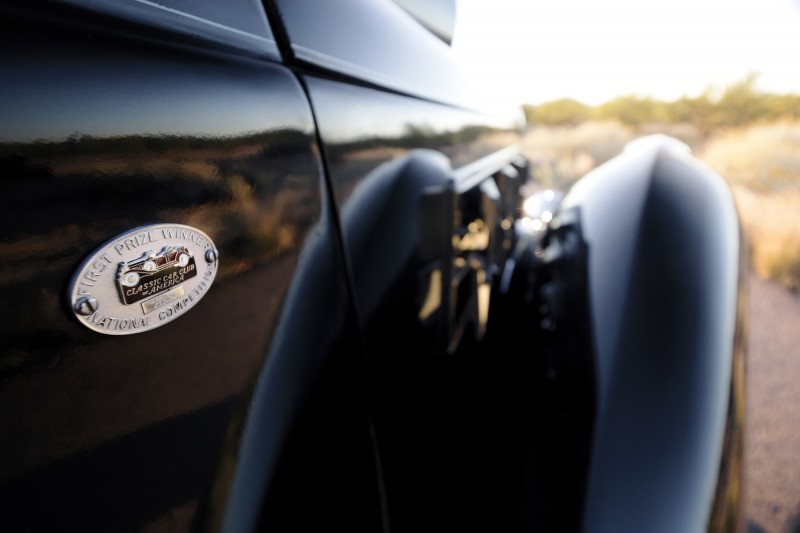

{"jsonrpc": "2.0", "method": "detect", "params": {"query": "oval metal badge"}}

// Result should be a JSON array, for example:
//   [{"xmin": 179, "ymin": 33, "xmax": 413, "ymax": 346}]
[{"xmin": 69, "ymin": 224, "xmax": 219, "ymax": 335}]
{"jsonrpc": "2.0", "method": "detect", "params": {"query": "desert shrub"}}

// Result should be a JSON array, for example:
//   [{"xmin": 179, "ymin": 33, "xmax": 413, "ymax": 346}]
[
  {"xmin": 595, "ymin": 96, "xmax": 671, "ymax": 126},
  {"xmin": 523, "ymin": 98, "xmax": 592, "ymax": 126}
]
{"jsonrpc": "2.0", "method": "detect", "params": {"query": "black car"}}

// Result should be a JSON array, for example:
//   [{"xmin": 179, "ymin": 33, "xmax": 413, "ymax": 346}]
[{"xmin": 0, "ymin": 1, "xmax": 744, "ymax": 532}]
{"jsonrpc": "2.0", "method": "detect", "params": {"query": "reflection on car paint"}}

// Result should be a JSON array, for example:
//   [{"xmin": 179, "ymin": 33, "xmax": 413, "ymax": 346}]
[{"xmin": 0, "ymin": 14, "xmax": 325, "ymax": 531}]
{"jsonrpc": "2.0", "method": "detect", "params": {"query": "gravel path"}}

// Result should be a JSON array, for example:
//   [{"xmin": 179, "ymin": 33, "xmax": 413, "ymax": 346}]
[{"xmin": 746, "ymin": 275, "xmax": 800, "ymax": 532}]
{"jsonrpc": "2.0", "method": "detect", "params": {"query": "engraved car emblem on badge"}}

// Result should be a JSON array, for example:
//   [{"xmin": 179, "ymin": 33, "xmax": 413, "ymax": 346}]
[{"xmin": 69, "ymin": 224, "xmax": 219, "ymax": 335}]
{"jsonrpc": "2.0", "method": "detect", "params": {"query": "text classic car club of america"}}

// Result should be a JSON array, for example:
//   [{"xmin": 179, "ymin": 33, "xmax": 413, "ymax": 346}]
[{"xmin": 69, "ymin": 224, "xmax": 219, "ymax": 335}]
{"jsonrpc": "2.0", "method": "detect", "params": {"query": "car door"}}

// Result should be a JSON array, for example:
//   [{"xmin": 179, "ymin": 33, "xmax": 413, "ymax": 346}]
[
  {"xmin": 243, "ymin": 1, "xmax": 530, "ymax": 531},
  {"xmin": 0, "ymin": 1, "xmax": 371, "ymax": 531}
]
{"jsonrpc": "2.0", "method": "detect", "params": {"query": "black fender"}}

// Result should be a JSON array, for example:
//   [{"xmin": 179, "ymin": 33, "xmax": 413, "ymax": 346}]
[{"xmin": 558, "ymin": 135, "xmax": 745, "ymax": 531}]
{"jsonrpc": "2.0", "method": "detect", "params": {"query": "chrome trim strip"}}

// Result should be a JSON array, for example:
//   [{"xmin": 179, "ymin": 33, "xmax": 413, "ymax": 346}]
[
  {"xmin": 131, "ymin": 0, "xmax": 275, "ymax": 44},
  {"xmin": 62, "ymin": 0, "xmax": 281, "ymax": 60},
  {"xmin": 292, "ymin": 44, "xmax": 423, "ymax": 99},
  {"xmin": 452, "ymin": 145, "xmax": 522, "ymax": 193}
]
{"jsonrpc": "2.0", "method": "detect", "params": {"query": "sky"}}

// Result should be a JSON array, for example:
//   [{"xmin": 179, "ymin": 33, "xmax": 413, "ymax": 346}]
[{"xmin": 451, "ymin": 0, "xmax": 800, "ymax": 106}]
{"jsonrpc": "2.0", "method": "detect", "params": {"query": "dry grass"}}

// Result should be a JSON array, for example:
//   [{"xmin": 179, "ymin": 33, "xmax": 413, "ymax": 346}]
[
  {"xmin": 700, "ymin": 121, "xmax": 800, "ymax": 192},
  {"xmin": 700, "ymin": 122, "xmax": 800, "ymax": 288},
  {"xmin": 523, "ymin": 121, "xmax": 634, "ymax": 188},
  {"xmin": 732, "ymin": 186, "xmax": 800, "ymax": 289},
  {"xmin": 523, "ymin": 120, "xmax": 800, "ymax": 289}
]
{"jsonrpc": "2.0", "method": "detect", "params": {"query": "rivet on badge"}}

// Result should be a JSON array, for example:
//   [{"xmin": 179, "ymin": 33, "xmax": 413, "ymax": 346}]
[{"xmin": 68, "ymin": 224, "xmax": 219, "ymax": 335}]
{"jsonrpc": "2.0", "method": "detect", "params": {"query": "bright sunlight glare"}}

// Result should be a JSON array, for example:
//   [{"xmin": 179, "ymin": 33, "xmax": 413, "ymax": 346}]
[{"xmin": 452, "ymin": 0, "xmax": 800, "ymax": 106}]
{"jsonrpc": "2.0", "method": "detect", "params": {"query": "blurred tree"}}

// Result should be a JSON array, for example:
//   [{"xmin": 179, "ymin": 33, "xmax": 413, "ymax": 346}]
[
  {"xmin": 523, "ymin": 98, "xmax": 591, "ymax": 126},
  {"xmin": 595, "ymin": 95, "xmax": 670, "ymax": 126},
  {"xmin": 667, "ymin": 91, "xmax": 717, "ymax": 133},
  {"xmin": 763, "ymin": 93, "xmax": 800, "ymax": 122},
  {"xmin": 522, "ymin": 74, "xmax": 800, "ymax": 133},
  {"xmin": 714, "ymin": 73, "xmax": 769, "ymax": 128}
]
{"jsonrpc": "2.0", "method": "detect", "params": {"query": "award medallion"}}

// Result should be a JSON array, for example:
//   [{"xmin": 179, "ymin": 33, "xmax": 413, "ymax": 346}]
[{"xmin": 69, "ymin": 224, "xmax": 219, "ymax": 335}]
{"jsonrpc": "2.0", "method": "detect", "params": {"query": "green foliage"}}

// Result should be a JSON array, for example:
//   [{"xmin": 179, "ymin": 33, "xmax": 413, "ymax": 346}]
[
  {"xmin": 763, "ymin": 93, "xmax": 800, "ymax": 122},
  {"xmin": 595, "ymin": 96, "xmax": 671, "ymax": 126},
  {"xmin": 665, "ymin": 93, "xmax": 715, "ymax": 128},
  {"xmin": 524, "ymin": 74, "xmax": 800, "ymax": 131},
  {"xmin": 523, "ymin": 98, "xmax": 591, "ymax": 126},
  {"xmin": 714, "ymin": 74, "xmax": 767, "ymax": 127}
]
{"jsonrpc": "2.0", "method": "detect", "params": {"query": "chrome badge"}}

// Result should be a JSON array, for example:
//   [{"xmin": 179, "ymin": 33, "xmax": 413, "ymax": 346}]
[{"xmin": 69, "ymin": 224, "xmax": 219, "ymax": 335}]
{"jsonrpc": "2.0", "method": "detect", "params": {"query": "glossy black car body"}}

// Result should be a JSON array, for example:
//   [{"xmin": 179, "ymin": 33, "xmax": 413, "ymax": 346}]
[{"xmin": 0, "ymin": 1, "xmax": 744, "ymax": 532}]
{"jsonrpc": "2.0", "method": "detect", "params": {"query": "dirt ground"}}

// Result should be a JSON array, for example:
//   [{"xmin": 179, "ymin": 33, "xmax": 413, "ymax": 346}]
[{"xmin": 746, "ymin": 275, "xmax": 800, "ymax": 532}]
